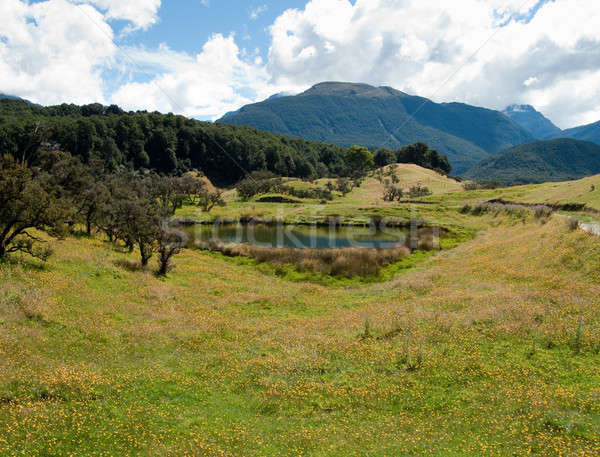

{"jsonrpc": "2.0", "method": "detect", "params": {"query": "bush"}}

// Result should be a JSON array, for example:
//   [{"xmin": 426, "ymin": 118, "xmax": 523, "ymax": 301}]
[
  {"xmin": 566, "ymin": 217, "xmax": 580, "ymax": 231},
  {"xmin": 533, "ymin": 205, "xmax": 553, "ymax": 220},
  {"xmin": 462, "ymin": 182, "xmax": 480, "ymax": 191},
  {"xmin": 459, "ymin": 204, "xmax": 472, "ymax": 214},
  {"xmin": 408, "ymin": 185, "xmax": 432, "ymax": 198},
  {"xmin": 383, "ymin": 186, "xmax": 403, "ymax": 202}
]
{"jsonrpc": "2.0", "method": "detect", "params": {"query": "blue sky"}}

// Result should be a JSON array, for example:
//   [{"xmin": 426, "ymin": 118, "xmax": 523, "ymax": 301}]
[
  {"xmin": 3, "ymin": 0, "xmax": 600, "ymax": 127},
  {"xmin": 116, "ymin": 1, "xmax": 309, "ymax": 62}
]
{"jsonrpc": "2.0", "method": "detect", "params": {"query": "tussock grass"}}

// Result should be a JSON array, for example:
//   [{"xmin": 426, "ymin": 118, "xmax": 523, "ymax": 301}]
[
  {"xmin": 462, "ymin": 201, "xmax": 553, "ymax": 221},
  {"xmin": 197, "ymin": 241, "xmax": 412, "ymax": 277}
]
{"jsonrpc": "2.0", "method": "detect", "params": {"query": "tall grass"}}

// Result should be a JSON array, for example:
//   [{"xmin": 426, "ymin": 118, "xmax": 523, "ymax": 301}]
[
  {"xmin": 462, "ymin": 202, "xmax": 553, "ymax": 220},
  {"xmin": 198, "ymin": 241, "xmax": 413, "ymax": 277}
]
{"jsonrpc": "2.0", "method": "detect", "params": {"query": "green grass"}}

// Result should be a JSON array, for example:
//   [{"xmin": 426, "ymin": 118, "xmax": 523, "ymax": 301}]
[{"xmin": 2, "ymin": 166, "xmax": 600, "ymax": 456}]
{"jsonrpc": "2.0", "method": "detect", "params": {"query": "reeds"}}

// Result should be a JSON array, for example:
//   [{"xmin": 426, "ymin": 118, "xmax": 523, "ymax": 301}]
[{"xmin": 198, "ymin": 241, "xmax": 412, "ymax": 277}]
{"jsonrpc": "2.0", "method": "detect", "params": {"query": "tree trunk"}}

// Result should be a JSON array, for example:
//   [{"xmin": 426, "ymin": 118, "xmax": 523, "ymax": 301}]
[
  {"xmin": 139, "ymin": 242, "xmax": 152, "ymax": 267},
  {"xmin": 157, "ymin": 256, "xmax": 169, "ymax": 276}
]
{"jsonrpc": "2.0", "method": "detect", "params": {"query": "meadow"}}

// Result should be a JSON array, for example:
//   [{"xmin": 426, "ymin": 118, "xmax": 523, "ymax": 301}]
[{"xmin": 1, "ymin": 165, "xmax": 600, "ymax": 456}]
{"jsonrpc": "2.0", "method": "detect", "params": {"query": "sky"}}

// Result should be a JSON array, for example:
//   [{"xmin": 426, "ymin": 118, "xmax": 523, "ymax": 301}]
[{"xmin": 1, "ymin": 0, "xmax": 600, "ymax": 128}]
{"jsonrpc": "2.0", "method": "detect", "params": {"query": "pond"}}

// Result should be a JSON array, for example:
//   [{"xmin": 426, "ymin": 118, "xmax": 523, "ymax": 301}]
[{"xmin": 181, "ymin": 222, "xmax": 419, "ymax": 250}]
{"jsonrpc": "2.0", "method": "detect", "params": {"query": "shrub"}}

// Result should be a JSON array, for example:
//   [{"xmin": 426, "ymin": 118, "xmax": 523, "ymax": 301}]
[
  {"xmin": 408, "ymin": 185, "xmax": 432, "ymax": 198},
  {"xmin": 533, "ymin": 205, "xmax": 553, "ymax": 220},
  {"xmin": 566, "ymin": 217, "xmax": 579, "ymax": 231},
  {"xmin": 462, "ymin": 182, "xmax": 480, "ymax": 191},
  {"xmin": 336, "ymin": 177, "xmax": 352, "ymax": 196},
  {"xmin": 383, "ymin": 186, "xmax": 403, "ymax": 202}
]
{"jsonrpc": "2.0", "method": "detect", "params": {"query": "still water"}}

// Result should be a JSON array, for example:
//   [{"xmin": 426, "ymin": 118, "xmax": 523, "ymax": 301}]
[{"xmin": 182, "ymin": 223, "xmax": 412, "ymax": 249}]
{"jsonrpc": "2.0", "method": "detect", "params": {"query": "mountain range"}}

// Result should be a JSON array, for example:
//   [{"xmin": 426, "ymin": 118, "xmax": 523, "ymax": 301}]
[
  {"xmin": 503, "ymin": 104, "xmax": 600, "ymax": 147},
  {"xmin": 4, "ymin": 82, "xmax": 600, "ymax": 185},
  {"xmin": 219, "ymin": 82, "xmax": 534, "ymax": 174},
  {"xmin": 220, "ymin": 82, "xmax": 600, "ymax": 183}
]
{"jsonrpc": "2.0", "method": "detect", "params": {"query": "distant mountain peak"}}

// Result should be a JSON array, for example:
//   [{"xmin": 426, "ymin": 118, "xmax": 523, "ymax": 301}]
[
  {"xmin": 503, "ymin": 103, "xmax": 561, "ymax": 139},
  {"xmin": 300, "ymin": 81, "xmax": 408, "ymax": 98},
  {"xmin": 504, "ymin": 104, "xmax": 537, "ymax": 113},
  {"xmin": 266, "ymin": 91, "xmax": 295, "ymax": 101}
]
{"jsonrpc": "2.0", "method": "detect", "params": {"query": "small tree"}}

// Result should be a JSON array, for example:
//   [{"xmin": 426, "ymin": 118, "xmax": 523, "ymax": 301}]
[
  {"xmin": 0, "ymin": 156, "xmax": 69, "ymax": 260},
  {"xmin": 336, "ymin": 177, "xmax": 352, "ymax": 196},
  {"xmin": 383, "ymin": 186, "xmax": 404, "ymax": 202},
  {"xmin": 198, "ymin": 189, "xmax": 225, "ymax": 213},
  {"xmin": 156, "ymin": 222, "xmax": 187, "ymax": 276}
]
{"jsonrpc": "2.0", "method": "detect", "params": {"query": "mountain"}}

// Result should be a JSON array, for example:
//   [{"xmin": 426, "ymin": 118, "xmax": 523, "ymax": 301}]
[
  {"xmin": 0, "ymin": 93, "xmax": 34, "ymax": 104},
  {"xmin": 464, "ymin": 138, "xmax": 600, "ymax": 184},
  {"xmin": 503, "ymin": 104, "xmax": 562, "ymax": 139},
  {"xmin": 554, "ymin": 120, "xmax": 600, "ymax": 146},
  {"xmin": 218, "ymin": 82, "xmax": 535, "ymax": 173}
]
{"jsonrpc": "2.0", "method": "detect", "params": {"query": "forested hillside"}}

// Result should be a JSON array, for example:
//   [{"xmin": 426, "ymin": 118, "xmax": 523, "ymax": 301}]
[
  {"xmin": 464, "ymin": 138, "xmax": 600, "ymax": 184},
  {"xmin": 555, "ymin": 120, "xmax": 600, "ymax": 146},
  {"xmin": 0, "ymin": 99, "xmax": 450, "ymax": 185},
  {"xmin": 219, "ymin": 82, "xmax": 534, "ymax": 173}
]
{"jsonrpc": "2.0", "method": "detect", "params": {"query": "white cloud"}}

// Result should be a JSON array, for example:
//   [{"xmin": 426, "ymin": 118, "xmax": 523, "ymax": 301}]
[
  {"xmin": 2, "ymin": 0, "xmax": 600, "ymax": 128},
  {"xmin": 0, "ymin": 0, "xmax": 115, "ymax": 105},
  {"xmin": 523, "ymin": 76, "xmax": 539, "ymax": 87},
  {"xmin": 266, "ymin": 0, "xmax": 600, "ymax": 128},
  {"xmin": 110, "ymin": 34, "xmax": 274, "ymax": 119},
  {"xmin": 75, "ymin": 0, "xmax": 161, "ymax": 30},
  {"xmin": 250, "ymin": 4, "xmax": 268, "ymax": 20}
]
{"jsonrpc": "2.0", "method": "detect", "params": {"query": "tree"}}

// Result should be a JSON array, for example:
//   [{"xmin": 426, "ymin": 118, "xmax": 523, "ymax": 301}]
[
  {"xmin": 0, "ymin": 156, "xmax": 68, "ymax": 260},
  {"xmin": 198, "ymin": 189, "xmax": 225, "ymax": 213},
  {"xmin": 345, "ymin": 145, "xmax": 374, "ymax": 178},
  {"xmin": 374, "ymin": 148, "xmax": 396, "ymax": 167},
  {"xmin": 156, "ymin": 222, "xmax": 187, "ymax": 276}
]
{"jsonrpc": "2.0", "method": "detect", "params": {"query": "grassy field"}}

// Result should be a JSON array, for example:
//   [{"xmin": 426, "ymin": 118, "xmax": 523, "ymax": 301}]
[{"xmin": 1, "ymin": 166, "xmax": 600, "ymax": 456}]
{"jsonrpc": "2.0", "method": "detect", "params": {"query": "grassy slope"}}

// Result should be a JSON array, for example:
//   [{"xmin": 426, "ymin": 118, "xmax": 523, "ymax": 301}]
[
  {"xmin": 1, "ymin": 218, "xmax": 599, "ymax": 456},
  {"xmin": 436, "ymin": 173, "xmax": 600, "ymax": 213},
  {"xmin": 2, "ymin": 169, "xmax": 600, "ymax": 456},
  {"xmin": 180, "ymin": 165, "xmax": 465, "ymax": 227}
]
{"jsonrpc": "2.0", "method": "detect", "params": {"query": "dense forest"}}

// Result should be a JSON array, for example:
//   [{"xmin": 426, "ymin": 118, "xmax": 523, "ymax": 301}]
[{"xmin": 0, "ymin": 99, "xmax": 450, "ymax": 185}]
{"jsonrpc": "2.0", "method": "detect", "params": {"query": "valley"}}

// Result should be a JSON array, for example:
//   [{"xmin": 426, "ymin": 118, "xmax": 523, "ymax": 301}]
[{"xmin": 2, "ymin": 160, "xmax": 600, "ymax": 456}]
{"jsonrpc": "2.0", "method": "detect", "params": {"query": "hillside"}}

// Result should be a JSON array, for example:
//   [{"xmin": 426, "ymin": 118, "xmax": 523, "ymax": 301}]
[
  {"xmin": 2, "ymin": 192, "xmax": 600, "ymax": 455},
  {"xmin": 555, "ymin": 120, "xmax": 600, "ymax": 146},
  {"xmin": 0, "ymin": 99, "xmax": 452, "ymax": 185},
  {"xmin": 219, "ymin": 82, "xmax": 534, "ymax": 173},
  {"xmin": 0, "ymin": 93, "xmax": 35, "ymax": 105},
  {"xmin": 0, "ymin": 99, "xmax": 349, "ymax": 185},
  {"xmin": 464, "ymin": 138, "xmax": 600, "ymax": 184},
  {"xmin": 503, "ymin": 104, "xmax": 562, "ymax": 138}
]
